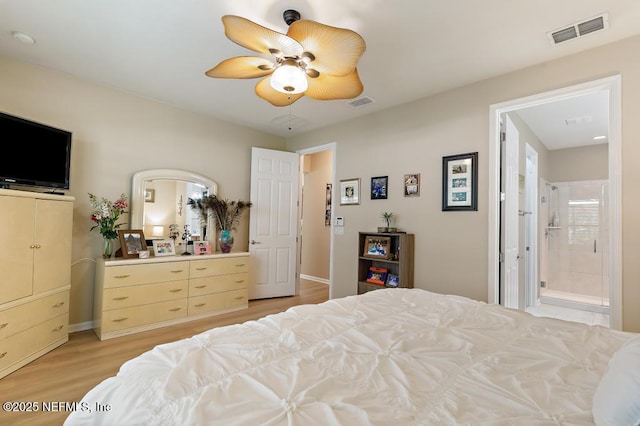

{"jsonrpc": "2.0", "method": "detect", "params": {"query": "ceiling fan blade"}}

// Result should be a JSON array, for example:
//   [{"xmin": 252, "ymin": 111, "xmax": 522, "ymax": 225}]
[
  {"xmin": 305, "ymin": 68, "xmax": 364, "ymax": 100},
  {"xmin": 205, "ymin": 56, "xmax": 275, "ymax": 79},
  {"xmin": 222, "ymin": 15, "xmax": 303, "ymax": 57},
  {"xmin": 287, "ymin": 20, "xmax": 365, "ymax": 77},
  {"xmin": 255, "ymin": 77, "xmax": 304, "ymax": 106}
]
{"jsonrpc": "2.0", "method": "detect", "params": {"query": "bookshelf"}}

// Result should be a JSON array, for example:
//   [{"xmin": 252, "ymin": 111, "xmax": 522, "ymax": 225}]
[{"xmin": 357, "ymin": 232, "xmax": 414, "ymax": 294}]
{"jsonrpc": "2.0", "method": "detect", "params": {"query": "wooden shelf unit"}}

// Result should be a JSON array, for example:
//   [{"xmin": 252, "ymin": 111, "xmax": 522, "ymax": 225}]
[{"xmin": 357, "ymin": 232, "xmax": 414, "ymax": 294}]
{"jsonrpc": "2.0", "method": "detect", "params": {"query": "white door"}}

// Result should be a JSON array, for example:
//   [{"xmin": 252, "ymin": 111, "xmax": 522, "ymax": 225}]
[
  {"xmin": 501, "ymin": 114, "xmax": 519, "ymax": 309},
  {"xmin": 248, "ymin": 147, "xmax": 299, "ymax": 299}
]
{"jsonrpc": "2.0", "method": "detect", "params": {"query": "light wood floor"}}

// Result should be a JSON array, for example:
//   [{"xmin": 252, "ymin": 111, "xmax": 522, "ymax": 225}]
[{"xmin": 0, "ymin": 280, "xmax": 329, "ymax": 426}]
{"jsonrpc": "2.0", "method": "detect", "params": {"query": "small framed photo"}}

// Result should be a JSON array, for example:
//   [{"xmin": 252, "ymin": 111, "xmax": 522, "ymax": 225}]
[
  {"xmin": 144, "ymin": 188, "xmax": 155, "ymax": 203},
  {"xmin": 118, "ymin": 230, "xmax": 148, "ymax": 258},
  {"xmin": 366, "ymin": 266, "xmax": 388, "ymax": 285},
  {"xmin": 442, "ymin": 152, "xmax": 478, "ymax": 211},
  {"xmin": 362, "ymin": 235, "xmax": 392, "ymax": 259},
  {"xmin": 404, "ymin": 173, "xmax": 420, "ymax": 197},
  {"xmin": 193, "ymin": 241, "xmax": 211, "ymax": 255},
  {"xmin": 152, "ymin": 239, "xmax": 175, "ymax": 256},
  {"xmin": 340, "ymin": 178, "xmax": 360, "ymax": 205},
  {"xmin": 386, "ymin": 274, "xmax": 399, "ymax": 288},
  {"xmin": 371, "ymin": 176, "xmax": 388, "ymax": 200}
]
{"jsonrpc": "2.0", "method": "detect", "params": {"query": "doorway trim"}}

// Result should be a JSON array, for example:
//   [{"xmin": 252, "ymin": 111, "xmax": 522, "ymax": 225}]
[
  {"xmin": 297, "ymin": 142, "xmax": 337, "ymax": 298},
  {"xmin": 488, "ymin": 75, "xmax": 622, "ymax": 330}
]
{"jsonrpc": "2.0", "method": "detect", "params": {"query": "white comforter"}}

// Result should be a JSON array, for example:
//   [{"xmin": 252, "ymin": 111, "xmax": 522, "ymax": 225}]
[{"xmin": 65, "ymin": 289, "xmax": 633, "ymax": 425}]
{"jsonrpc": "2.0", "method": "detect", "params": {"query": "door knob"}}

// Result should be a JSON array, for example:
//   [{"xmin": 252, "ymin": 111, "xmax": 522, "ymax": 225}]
[{"xmin": 250, "ymin": 240, "xmax": 261, "ymax": 245}]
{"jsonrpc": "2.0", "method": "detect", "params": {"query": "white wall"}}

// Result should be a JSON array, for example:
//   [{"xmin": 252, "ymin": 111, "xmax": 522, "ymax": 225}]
[
  {"xmin": 0, "ymin": 56, "xmax": 285, "ymax": 327},
  {"xmin": 286, "ymin": 34, "xmax": 640, "ymax": 332}
]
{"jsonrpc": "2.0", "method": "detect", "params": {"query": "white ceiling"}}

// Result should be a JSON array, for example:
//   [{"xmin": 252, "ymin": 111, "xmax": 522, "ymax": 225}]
[{"xmin": 1, "ymin": 0, "xmax": 638, "ymax": 139}]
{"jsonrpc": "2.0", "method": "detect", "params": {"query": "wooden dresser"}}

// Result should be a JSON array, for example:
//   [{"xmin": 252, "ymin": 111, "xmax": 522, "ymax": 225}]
[
  {"xmin": 0, "ymin": 189, "xmax": 73, "ymax": 379},
  {"xmin": 94, "ymin": 252, "xmax": 249, "ymax": 340}
]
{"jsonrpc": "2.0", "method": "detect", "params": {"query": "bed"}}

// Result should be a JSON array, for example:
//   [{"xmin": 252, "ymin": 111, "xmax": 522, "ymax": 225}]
[{"xmin": 65, "ymin": 288, "xmax": 640, "ymax": 425}]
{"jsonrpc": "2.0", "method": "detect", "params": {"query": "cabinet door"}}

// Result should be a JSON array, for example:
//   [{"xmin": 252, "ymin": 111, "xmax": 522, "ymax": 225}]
[
  {"xmin": 33, "ymin": 199, "xmax": 73, "ymax": 294},
  {"xmin": 0, "ymin": 196, "xmax": 35, "ymax": 304}
]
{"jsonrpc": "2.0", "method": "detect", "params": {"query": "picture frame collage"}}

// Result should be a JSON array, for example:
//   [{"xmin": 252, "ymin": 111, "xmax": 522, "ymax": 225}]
[{"xmin": 338, "ymin": 152, "xmax": 477, "ymax": 212}]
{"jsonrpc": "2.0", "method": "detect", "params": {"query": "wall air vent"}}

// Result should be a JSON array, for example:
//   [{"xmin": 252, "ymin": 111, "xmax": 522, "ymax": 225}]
[
  {"xmin": 346, "ymin": 96, "xmax": 374, "ymax": 108},
  {"xmin": 547, "ymin": 13, "xmax": 609, "ymax": 45}
]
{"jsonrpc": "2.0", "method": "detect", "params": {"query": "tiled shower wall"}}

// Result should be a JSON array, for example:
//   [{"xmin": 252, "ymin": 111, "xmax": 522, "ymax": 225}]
[{"xmin": 543, "ymin": 180, "xmax": 609, "ymax": 305}]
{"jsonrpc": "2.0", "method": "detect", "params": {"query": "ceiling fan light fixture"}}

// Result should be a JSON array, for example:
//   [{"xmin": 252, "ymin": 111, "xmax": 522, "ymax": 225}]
[{"xmin": 270, "ymin": 61, "xmax": 308, "ymax": 94}]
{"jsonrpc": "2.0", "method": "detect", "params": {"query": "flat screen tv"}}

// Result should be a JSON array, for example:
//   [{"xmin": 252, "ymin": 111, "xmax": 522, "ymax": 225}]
[{"xmin": 0, "ymin": 112, "xmax": 72, "ymax": 190}]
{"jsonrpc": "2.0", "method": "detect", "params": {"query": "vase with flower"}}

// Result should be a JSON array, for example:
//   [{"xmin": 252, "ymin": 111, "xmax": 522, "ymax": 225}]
[
  {"xmin": 89, "ymin": 193, "xmax": 128, "ymax": 258},
  {"xmin": 188, "ymin": 195, "xmax": 252, "ymax": 253}
]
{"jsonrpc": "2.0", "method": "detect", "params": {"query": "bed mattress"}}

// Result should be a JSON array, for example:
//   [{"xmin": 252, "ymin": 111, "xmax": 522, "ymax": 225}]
[{"xmin": 65, "ymin": 288, "xmax": 633, "ymax": 425}]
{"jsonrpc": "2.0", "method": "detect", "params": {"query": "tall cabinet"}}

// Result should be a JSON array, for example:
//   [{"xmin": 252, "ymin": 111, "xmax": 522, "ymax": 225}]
[
  {"xmin": 357, "ymin": 232, "xmax": 414, "ymax": 294},
  {"xmin": 0, "ymin": 189, "xmax": 73, "ymax": 379}
]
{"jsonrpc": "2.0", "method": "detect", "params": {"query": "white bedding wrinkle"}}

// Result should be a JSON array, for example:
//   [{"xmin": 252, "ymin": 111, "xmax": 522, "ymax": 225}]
[{"xmin": 65, "ymin": 288, "xmax": 635, "ymax": 426}]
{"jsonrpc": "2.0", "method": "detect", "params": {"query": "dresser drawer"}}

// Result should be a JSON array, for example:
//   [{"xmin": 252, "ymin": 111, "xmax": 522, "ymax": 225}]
[
  {"xmin": 102, "ymin": 280, "xmax": 188, "ymax": 310},
  {"xmin": 189, "ymin": 273, "xmax": 248, "ymax": 297},
  {"xmin": 188, "ymin": 289, "xmax": 248, "ymax": 316},
  {"xmin": 189, "ymin": 257, "xmax": 249, "ymax": 278},
  {"xmin": 0, "ymin": 313, "xmax": 68, "ymax": 371},
  {"xmin": 0, "ymin": 290, "xmax": 69, "ymax": 340},
  {"xmin": 104, "ymin": 261, "xmax": 189, "ymax": 288},
  {"xmin": 101, "ymin": 299, "xmax": 188, "ymax": 333}
]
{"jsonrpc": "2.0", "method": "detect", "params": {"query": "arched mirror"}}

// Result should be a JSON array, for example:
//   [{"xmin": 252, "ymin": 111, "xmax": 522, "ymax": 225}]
[{"xmin": 130, "ymin": 169, "xmax": 218, "ymax": 243}]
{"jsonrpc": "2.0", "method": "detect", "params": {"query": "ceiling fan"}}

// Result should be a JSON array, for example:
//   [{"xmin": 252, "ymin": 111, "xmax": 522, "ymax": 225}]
[{"xmin": 205, "ymin": 9, "xmax": 366, "ymax": 107}]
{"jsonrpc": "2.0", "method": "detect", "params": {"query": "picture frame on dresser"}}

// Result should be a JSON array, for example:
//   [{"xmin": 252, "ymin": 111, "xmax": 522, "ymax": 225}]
[
  {"xmin": 152, "ymin": 239, "xmax": 175, "ymax": 256},
  {"xmin": 118, "ymin": 229, "xmax": 147, "ymax": 258},
  {"xmin": 193, "ymin": 241, "xmax": 211, "ymax": 255}
]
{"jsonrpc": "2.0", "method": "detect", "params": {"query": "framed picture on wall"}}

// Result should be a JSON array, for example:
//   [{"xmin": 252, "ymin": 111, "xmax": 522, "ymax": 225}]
[
  {"xmin": 340, "ymin": 178, "xmax": 360, "ymax": 205},
  {"xmin": 144, "ymin": 188, "xmax": 155, "ymax": 203},
  {"xmin": 371, "ymin": 176, "xmax": 388, "ymax": 200},
  {"xmin": 404, "ymin": 173, "xmax": 420, "ymax": 197},
  {"xmin": 442, "ymin": 152, "xmax": 478, "ymax": 211}
]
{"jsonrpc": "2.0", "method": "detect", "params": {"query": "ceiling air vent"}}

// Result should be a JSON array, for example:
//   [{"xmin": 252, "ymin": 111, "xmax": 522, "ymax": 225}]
[
  {"xmin": 346, "ymin": 96, "xmax": 374, "ymax": 108},
  {"xmin": 547, "ymin": 13, "xmax": 609, "ymax": 45}
]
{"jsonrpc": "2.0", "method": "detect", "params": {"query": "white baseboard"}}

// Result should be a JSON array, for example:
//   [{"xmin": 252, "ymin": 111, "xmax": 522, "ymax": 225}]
[
  {"xmin": 69, "ymin": 321, "xmax": 93, "ymax": 333},
  {"xmin": 300, "ymin": 274, "xmax": 330, "ymax": 285}
]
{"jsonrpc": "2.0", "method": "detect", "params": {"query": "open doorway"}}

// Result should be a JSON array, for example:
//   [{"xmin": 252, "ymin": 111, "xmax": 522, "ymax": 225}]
[
  {"xmin": 297, "ymin": 143, "xmax": 336, "ymax": 298},
  {"xmin": 488, "ymin": 75, "xmax": 622, "ymax": 329}
]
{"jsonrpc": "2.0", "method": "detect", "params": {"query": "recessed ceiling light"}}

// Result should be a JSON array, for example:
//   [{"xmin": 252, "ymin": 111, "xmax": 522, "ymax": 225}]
[
  {"xmin": 11, "ymin": 31, "xmax": 36, "ymax": 44},
  {"xmin": 593, "ymin": 135, "xmax": 607, "ymax": 140}
]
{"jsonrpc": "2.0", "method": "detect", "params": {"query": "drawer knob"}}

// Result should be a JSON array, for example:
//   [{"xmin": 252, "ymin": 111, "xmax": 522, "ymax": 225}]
[
  {"xmin": 195, "ymin": 285, "xmax": 206, "ymax": 289},
  {"xmin": 0, "ymin": 323, "xmax": 8, "ymax": 329},
  {"xmin": 169, "ymin": 289, "xmax": 183, "ymax": 293},
  {"xmin": 235, "ymin": 264, "xmax": 246, "ymax": 267},
  {"xmin": 0, "ymin": 352, "xmax": 6, "ymax": 359},
  {"xmin": 195, "ymin": 267, "xmax": 207, "ymax": 271},
  {"xmin": 112, "ymin": 297, "xmax": 129, "ymax": 301},
  {"xmin": 112, "ymin": 318, "xmax": 128, "ymax": 323},
  {"xmin": 195, "ymin": 303, "xmax": 205, "ymax": 307},
  {"xmin": 52, "ymin": 302, "xmax": 65, "ymax": 308},
  {"xmin": 51, "ymin": 325, "xmax": 64, "ymax": 332},
  {"xmin": 114, "ymin": 274, "xmax": 131, "ymax": 279},
  {"xmin": 169, "ymin": 308, "xmax": 182, "ymax": 312},
  {"xmin": 234, "ymin": 296, "xmax": 245, "ymax": 300},
  {"xmin": 170, "ymin": 270, "xmax": 184, "ymax": 273},
  {"xmin": 234, "ymin": 280, "xmax": 245, "ymax": 284}
]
